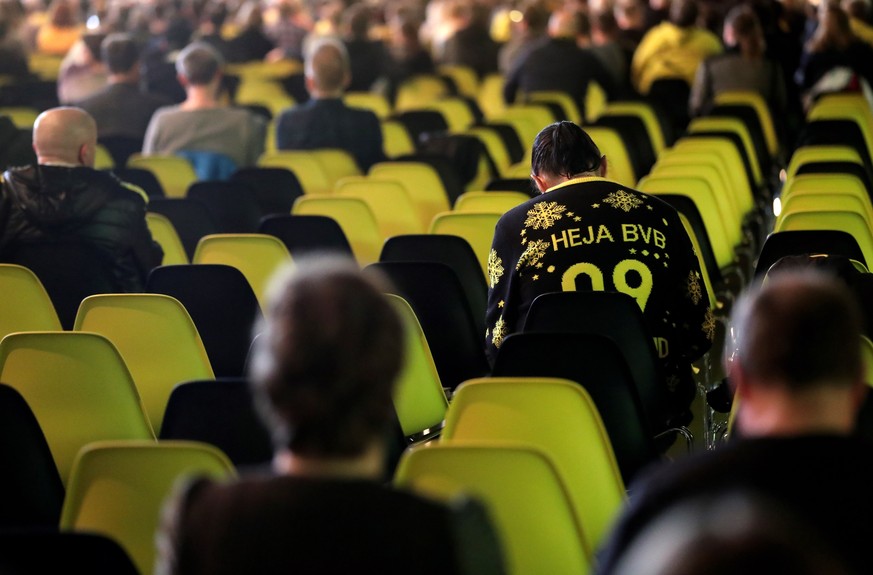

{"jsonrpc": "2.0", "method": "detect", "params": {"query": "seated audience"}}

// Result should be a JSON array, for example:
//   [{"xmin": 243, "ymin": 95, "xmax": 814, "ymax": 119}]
[
  {"xmin": 143, "ymin": 41, "xmax": 267, "ymax": 171},
  {"xmin": 57, "ymin": 33, "xmax": 107, "ymax": 104},
  {"xmin": 224, "ymin": 1, "xmax": 275, "ymax": 64},
  {"xmin": 611, "ymin": 492, "xmax": 854, "ymax": 575},
  {"xmin": 485, "ymin": 121, "xmax": 712, "ymax": 426},
  {"xmin": 596, "ymin": 270, "xmax": 873, "ymax": 575},
  {"xmin": 76, "ymin": 33, "xmax": 172, "ymax": 142},
  {"xmin": 36, "ymin": 0, "xmax": 83, "ymax": 56},
  {"xmin": 498, "ymin": 1, "xmax": 549, "ymax": 73},
  {"xmin": 503, "ymin": 10, "xmax": 616, "ymax": 121},
  {"xmin": 689, "ymin": 5, "xmax": 786, "ymax": 117},
  {"xmin": 631, "ymin": 0, "xmax": 722, "ymax": 95},
  {"xmin": 275, "ymin": 37, "xmax": 385, "ymax": 172},
  {"xmin": 341, "ymin": 4, "xmax": 388, "ymax": 92},
  {"xmin": 440, "ymin": 3, "xmax": 500, "ymax": 79},
  {"xmin": 0, "ymin": 107, "xmax": 162, "ymax": 291},
  {"xmin": 154, "ymin": 257, "xmax": 506, "ymax": 575},
  {"xmin": 795, "ymin": 3, "xmax": 873, "ymax": 102}
]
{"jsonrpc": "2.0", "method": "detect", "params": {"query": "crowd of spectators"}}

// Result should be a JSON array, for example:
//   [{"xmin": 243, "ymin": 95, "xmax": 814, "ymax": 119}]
[{"xmin": 3, "ymin": 0, "xmax": 872, "ymax": 136}]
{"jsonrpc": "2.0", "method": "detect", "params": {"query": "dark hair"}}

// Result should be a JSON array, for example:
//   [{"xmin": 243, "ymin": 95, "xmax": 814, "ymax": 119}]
[
  {"xmin": 670, "ymin": 0, "xmax": 699, "ymax": 28},
  {"xmin": 531, "ymin": 121, "xmax": 602, "ymax": 180},
  {"xmin": 730, "ymin": 270, "xmax": 862, "ymax": 388},
  {"xmin": 725, "ymin": 5, "xmax": 765, "ymax": 59},
  {"xmin": 249, "ymin": 257, "xmax": 405, "ymax": 457},
  {"xmin": 614, "ymin": 492, "xmax": 853, "ymax": 575},
  {"xmin": 523, "ymin": 1, "xmax": 550, "ymax": 32},
  {"xmin": 175, "ymin": 41, "xmax": 223, "ymax": 84},
  {"xmin": 102, "ymin": 33, "xmax": 139, "ymax": 74},
  {"xmin": 343, "ymin": 3, "xmax": 371, "ymax": 40}
]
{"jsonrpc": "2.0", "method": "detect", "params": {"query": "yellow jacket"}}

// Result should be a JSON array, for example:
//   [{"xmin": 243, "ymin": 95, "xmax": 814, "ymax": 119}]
[{"xmin": 631, "ymin": 22, "xmax": 723, "ymax": 94}]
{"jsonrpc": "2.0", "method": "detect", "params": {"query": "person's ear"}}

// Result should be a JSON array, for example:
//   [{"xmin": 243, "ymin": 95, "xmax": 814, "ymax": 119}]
[
  {"xmin": 531, "ymin": 173, "xmax": 549, "ymax": 193},
  {"xmin": 78, "ymin": 142, "xmax": 95, "ymax": 168},
  {"xmin": 177, "ymin": 73, "xmax": 189, "ymax": 88},
  {"xmin": 599, "ymin": 155, "xmax": 608, "ymax": 178}
]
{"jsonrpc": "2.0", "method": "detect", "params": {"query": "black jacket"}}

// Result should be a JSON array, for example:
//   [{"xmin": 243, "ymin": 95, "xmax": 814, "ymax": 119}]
[{"xmin": 0, "ymin": 164, "xmax": 163, "ymax": 291}]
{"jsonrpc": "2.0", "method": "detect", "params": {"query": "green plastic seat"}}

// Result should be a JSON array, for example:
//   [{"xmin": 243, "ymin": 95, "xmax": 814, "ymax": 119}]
[
  {"xmin": 454, "ymin": 191, "xmax": 530, "ymax": 214},
  {"xmin": 335, "ymin": 177, "xmax": 425, "ymax": 237},
  {"xmin": 73, "ymin": 294, "xmax": 215, "ymax": 434},
  {"xmin": 60, "ymin": 440, "xmax": 236, "ymax": 575},
  {"xmin": 192, "ymin": 233, "xmax": 293, "ymax": 307},
  {"xmin": 395, "ymin": 443, "xmax": 591, "ymax": 575},
  {"xmin": 0, "ymin": 264, "xmax": 62, "ymax": 337},
  {"xmin": 0, "ymin": 332, "xmax": 154, "ymax": 485},
  {"xmin": 387, "ymin": 295, "xmax": 448, "ymax": 440},
  {"xmin": 429, "ymin": 211, "xmax": 502, "ymax": 277},
  {"xmin": 146, "ymin": 212, "xmax": 189, "ymax": 265},
  {"xmin": 292, "ymin": 196, "xmax": 383, "ymax": 266},
  {"xmin": 443, "ymin": 377, "xmax": 626, "ymax": 552}
]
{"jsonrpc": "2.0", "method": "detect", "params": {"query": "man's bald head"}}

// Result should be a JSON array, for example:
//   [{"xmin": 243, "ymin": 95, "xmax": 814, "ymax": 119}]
[
  {"xmin": 33, "ymin": 107, "xmax": 98, "ymax": 167},
  {"xmin": 304, "ymin": 38, "xmax": 350, "ymax": 98}
]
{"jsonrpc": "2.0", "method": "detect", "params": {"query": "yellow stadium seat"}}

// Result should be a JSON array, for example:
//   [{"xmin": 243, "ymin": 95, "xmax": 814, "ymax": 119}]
[
  {"xmin": 292, "ymin": 196, "xmax": 383, "ymax": 265},
  {"xmin": 127, "ymin": 154, "xmax": 198, "ymax": 199}
]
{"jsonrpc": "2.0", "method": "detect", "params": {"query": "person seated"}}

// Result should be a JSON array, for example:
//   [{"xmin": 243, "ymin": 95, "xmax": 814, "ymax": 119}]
[
  {"xmin": 485, "ymin": 121, "xmax": 713, "ymax": 426},
  {"xmin": 630, "ymin": 0, "xmax": 722, "ymax": 95},
  {"xmin": 0, "ymin": 107, "xmax": 162, "ymax": 291},
  {"xmin": 275, "ymin": 37, "xmax": 385, "ymax": 172},
  {"xmin": 503, "ymin": 10, "xmax": 617, "ymax": 121},
  {"xmin": 142, "ymin": 41, "xmax": 267, "ymax": 173},
  {"xmin": 76, "ymin": 33, "xmax": 172, "ymax": 142},
  {"xmin": 689, "ymin": 6, "xmax": 786, "ymax": 118},
  {"xmin": 596, "ymin": 270, "xmax": 873, "ymax": 575},
  {"xmin": 154, "ymin": 257, "xmax": 506, "ymax": 575},
  {"xmin": 341, "ymin": 4, "xmax": 388, "ymax": 93}
]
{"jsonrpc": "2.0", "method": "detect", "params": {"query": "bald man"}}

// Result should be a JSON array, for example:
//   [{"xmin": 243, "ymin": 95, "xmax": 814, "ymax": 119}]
[
  {"xmin": 503, "ymin": 9, "xmax": 616, "ymax": 120},
  {"xmin": 275, "ymin": 37, "xmax": 385, "ymax": 172},
  {"xmin": 0, "ymin": 107, "xmax": 163, "ymax": 296}
]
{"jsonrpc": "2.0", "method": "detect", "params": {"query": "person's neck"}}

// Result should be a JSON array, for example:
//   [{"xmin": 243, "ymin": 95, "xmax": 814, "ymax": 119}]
[
  {"xmin": 108, "ymin": 72, "xmax": 138, "ymax": 85},
  {"xmin": 181, "ymin": 86, "xmax": 220, "ymax": 110},
  {"xmin": 37, "ymin": 156, "xmax": 81, "ymax": 168},
  {"xmin": 738, "ymin": 383, "xmax": 860, "ymax": 438},
  {"xmin": 272, "ymin": 442, "xmax": 384, "ymax": 480}
]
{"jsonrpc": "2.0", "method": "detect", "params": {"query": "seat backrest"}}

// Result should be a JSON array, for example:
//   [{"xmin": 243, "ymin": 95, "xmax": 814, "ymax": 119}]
[
  {"xmin": 370, "ymin": 161, "xmax": 453, "ymax": 227},
  {"xmin": 782, "ymin": 173, "xmax": 873, "ymax": 221},
  {"xmin": 380, "ymin": 234, "xmax": 487, "ymax": 327},
  {"xmin": 147, "ymin": 264, "xmax": 263, "ymax": 378},
  {"xmin": 147, "ymin": 198, "xmax": 219, "ymax": 260},
  {"xmin": 146, "ymin": 212, "xmax": 189, "ymax": 265},
  {"xmin": 593, "ymin": 114, "xmax": 657, "ymax": 180},
  {"xmin": 637, "ymin": 175, "xmax": 739, "ymax": 270},
  {"xmin": 192, "ymin": 233, "xmax": 293, "ymax": 307},
  {"xmin": 580, "ymin": 125, "xmax": 637, "ymax": 187},
  {"xmin": 73, "ymin": 294, "xmax": 215, "ymax": 434},
  {"xmin": 386, "ymin": 295, "xmax": 448, "ymax": 437},
  {"xmin": 672, "ymin": 136, "xmax": 757, "ymax": 212},
  {"xmin": 309, "ymin": 148, "xmax": 363, "ymax": 187},
  {"xmin": 186, "ymin": 180, "xmax": 265, "ymax": 233},
  {"xmin": 775, "ymin": 209, "xmax": 873, "ymax": 266},
  {"xmin": 714, "ymin": 90, "xmax": 779, "ymax": 157},
  {"xmin": 292, "ymin": 196, "xmax": 383, "ymax": 265},
  {"xmin": 127, "ymin": 154, "xmax": 198, "ymax": 198},
  {"xmin": 1, "ymin": 241, "xmax": 122, "ymax": 330},
  {"xmin": 0, "ymin": 383, "xmax": 65, "ymax": 529},
  {"xmin": 380, "ymin": 119, "xmax": 416, "ymax": 158},
  {"xmin": 99, "ymin": 135, "xmax": 143, "ymax": 168},
  {"xmin": 395, "ymin": 443, "xmax": 591, "ymax": 575},
  {"xmin": 603, "ymin": 100, "xmax": 668, "ymax": 152},
  {"xmin": 786, "ymin": 145, "xmax": 865, "ymax": 182},
  {"xmin": 0, "ymin": 263, "xmax": 62, "ymax": 337},
  {"xmin": 112, "ymin": 167, "xmax": 165, "ymax": 197},
  {"xmin": 257, "ymin": 150, "xmax": 333, "ymax": 195},
  {"xmin": 258, "ymin": 214, "xmax": 354, "ymax": 258},
  {"xmin": 688, "ymin": 116, "xmax": 763, "ymax": 186},
  {"xmin": 755, "ymin": 230, "xmax": 867, "ymax": 279},
  {"xmin": 335, "ymin": 177, "xmax": 425, "ymax": 236},
  {"xmin": 366, "ymin": 261, "xmax": 490, "ymax": 391},
  {"xmin": 0, "ymin": 532, "xmax": 139, "ymax": 574},
  {"xmin": 230, "ymin": 166, "xmax": 305, "ymax": 215},
  {"xmin": 454, "ymin": 191, "xmax": 529, "ymax": 213},
  {"xmin": 524, "ymin": 290, "xmax": 671, "ymax": 432},
  {"xmin": 344, "ymin": 91, "xmax": 392, "ymax": 119},
  {"xmin": 429, "ymin": 211, "xmax": 502, "ymax": 276},
  {"xmin": 0, "ymin": 332, "xmax": 154, "ymax": 485},
  {"xmin": 160, "ymin": 378, "xmax": 273, "ymax": 467},
  {"xmin": 492, "ymin": 331, "xmax": 659, "ymax": 484},
  {"xmin": 443, "ymin": 377, "xmax": 625, "ymax": 551},
  {"xmin": 60, "ymin": 440, "xmax": 236, "ymax": 575}
]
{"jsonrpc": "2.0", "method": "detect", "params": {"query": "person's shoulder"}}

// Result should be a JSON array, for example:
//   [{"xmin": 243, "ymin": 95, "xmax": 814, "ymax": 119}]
[{"xmin": 148, "ymin": 104, "xmax": 183, "ymax": 122}]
